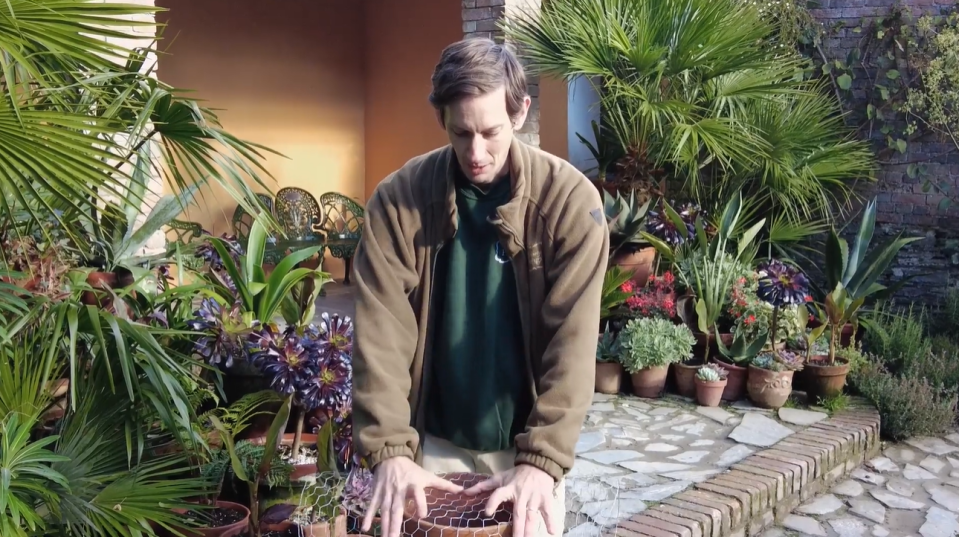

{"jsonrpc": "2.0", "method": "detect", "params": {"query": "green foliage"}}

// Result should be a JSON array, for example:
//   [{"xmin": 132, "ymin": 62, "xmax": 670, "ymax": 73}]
[
  {"xmin": 864, "ymin": 303, "xmax": 931, "ymax": 374},
  {"xmin": 817, "ymin": 392, "xmax": 850, "ymax": 414},
  {"xmin": 851, "ymin": 359, "xmax": 958, "ymax": 441},
  {"xmin": 931, "ymin": 288, "xmax": 959, "ymax": 339},
  {"xmin": 600, "ymin": 266, "xmax": 633, "ymax": 321},
  {"xmin": 696, "ymin": 363, "xmax": 728, "ymax": 381},
  {"xmin": 603, "ymin": 190, "xmax": 652, "ymax": 257},
  {"xmin": 596, "ymin": 327, "xmax": 622, "ymax": 364},
  {"xmin": 716, "ymin": 329, "xmax": 769, "ymax": 365},
  {"xmin": 618, "ymin": 317, "xmax": 695, "ymax": 372},
  {"xmin": 506, "ymin": 0, "xmax": 875, "ymax": 225}
]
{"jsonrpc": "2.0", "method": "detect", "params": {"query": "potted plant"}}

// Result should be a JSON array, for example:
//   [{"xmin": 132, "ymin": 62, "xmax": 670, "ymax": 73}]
[
  {"xmin": 595, "ymin": 328, "xmax": 623, "ymax": 394},
  {"xmin": 747, "ymin": 351, "xmax": 803, "ymax": 409},
  {"xmin": 619, "ymin": 317, "xmax": 695, "ymax": 398},
  {"xmin": 804, "ymin": 198, "xmax": 920, "ymax": 400},
  {"xmin": 695, "ymin": 363, "xmax": 728, "ymax": 407},
  {"xmin": 602, "ymin": 189, "xmax": 656, "ymax": 285},
  {"xmin": 714, "ymin": 329, "xmax": 768, "ymax": 401}
]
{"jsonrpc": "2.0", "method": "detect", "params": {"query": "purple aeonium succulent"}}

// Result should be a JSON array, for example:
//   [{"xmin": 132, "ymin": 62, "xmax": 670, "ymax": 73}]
[
  {"xmin": 757, "ymin": 259, "xmax": 810, "ymax": 307},
  {"xmin": 261, "ymin": 337, "xmax": 315, "ymax": 396},
  {"xmin": 342, "ymin": 467, "xmax": 373, "ymax": 515},
  {"xmin": 316, "ymin": 312, "xmax": 353, "ymax": 358},
  {"xmin": 645, "ymin": 201, "xmax": 700, "ymax": 245},
  {"xmin": 300, "ymin": 350, "xmax": 351, "ymax": 413},
  {"xmin": 194, "ymin": 233, "xmax": 244, "ymax": 271},
  {"xmin": 186, "ymin": 298, "xmax": 247, "ymax": 368}
]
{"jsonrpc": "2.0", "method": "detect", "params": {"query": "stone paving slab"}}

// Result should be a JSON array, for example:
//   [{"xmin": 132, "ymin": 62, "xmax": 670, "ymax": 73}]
[
  {"xmin": 564, "ymin": 394, "xmax": 876, "ymax": 536},
  {"xmin": 759, "ymin": 430, "xmax": 959, "ymax": 537}
]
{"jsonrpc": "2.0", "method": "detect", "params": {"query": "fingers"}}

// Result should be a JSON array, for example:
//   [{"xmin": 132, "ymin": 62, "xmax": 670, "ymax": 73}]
[
  {"xmin": 389, "ymin": 488, "xmax": 406, "ymax": 537},
  {"xmin": 463, "ymin": 476, "xmax": 498, "ymax": 496},
  {"xmin": 361, "ymin": 485, "xmax": 383, "ymax": 532},
  {"xmin": 430, "ymin": 474, "xmax": 467, "ymax": 493},
  {"xmin": 484, "ymin": 486, "xmax": 513, "ymax": 518},
  {"xmin": 541, "ymin": 492, "xmax": 560, "ymax": 537},
  {"xmin": 413, "ymin": 484, "xmax": 429, "ymax": 519},
  {"xmin": 378, "ymin": 488, "xmax": 393, "ymax": 537},
  {"xmin": 513, "ymin": 492, "xmax": 528, "ymax": 537}
]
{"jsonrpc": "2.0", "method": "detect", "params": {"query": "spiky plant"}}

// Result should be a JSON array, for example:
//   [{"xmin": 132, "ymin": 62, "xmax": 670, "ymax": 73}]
[
  {"xmin": 603, "ymin": 189, "xmax": 652, "ymax": 257},
  {"xmin": 696, "ymin": 363, "xmax": 729, "ymax": 381}
]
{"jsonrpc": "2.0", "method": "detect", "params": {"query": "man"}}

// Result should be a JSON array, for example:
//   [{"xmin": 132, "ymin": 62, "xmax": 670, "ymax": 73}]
[{"xmin": 352, "ymin": 37, "xmax": 608, "ymax": 537}]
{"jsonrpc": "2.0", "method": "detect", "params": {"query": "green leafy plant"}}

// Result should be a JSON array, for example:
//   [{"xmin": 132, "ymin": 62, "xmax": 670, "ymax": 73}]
[
  {"xmin": 809, "ymin": 198, "xmax": 922, "ymax": 364},
  {"xmin": 600, "ymin": 266, "xmax": 633, "ymax": 323},
  {"xmin": 715, "ymin": 329, "xmax": 769, "ymax": 366},
  {"xmin": 618, "ymin": 317, "xmax": 695, "ymax": 372},
  {"xmin": 603, "ymin": 189, "xmax": 652, "ymax": 258},
  {"xmin": 596, "ymin": 328, "xmax": 621, "ymax": 364}
]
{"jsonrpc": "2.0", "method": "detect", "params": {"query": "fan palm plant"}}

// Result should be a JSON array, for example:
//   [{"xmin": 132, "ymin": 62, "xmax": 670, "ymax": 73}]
[
  {"xmin": 503, "ymin": 0, "xmax": 875, "ymax": 229},
  {"xmin": 0, "ymin": 0, "xmax": 278, "ymax": 246}
]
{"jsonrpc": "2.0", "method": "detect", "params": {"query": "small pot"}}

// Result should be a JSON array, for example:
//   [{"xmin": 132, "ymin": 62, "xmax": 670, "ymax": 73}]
[
  {"xmin": 801, "ymin": 356, "xmax": 850, "ymax": 402},
  {"xmin": 630, "ymin": 365, "xmax": 669, "ymax": 398},
  {"xmin": 166, "ymin": 500, "xmax": 251, "ymax": 537},
  {"xmin": 262, "ymin": 513, "xmax": 347, "ymax": 537},
  {"xmin": 595, "ymin": 361, "xmax": 623, "ymax": 394},
  {"xmin": 714, "ymin": 359, "xmax": 747, "ymax": 401},
  {"xmin": 402, "ymin": 472, "xmax": 512, "ymax": 537},
  {"xmin": 746, "ymin": 365, "xmax": 794, "ymax": 409},
  {"xmin": 695, "ymin": 377, "xmax": 727, "ymax": 407},
  {"xmin": 672, "ymin": 359, "xmax": 704, "ymax": 398},
  {"xmin": 611, "ymin": 246, "xmax": 657, "ymax": 287},
  {"xmin": 80, "ymin": 271, "xmax": 119, "ymax": 309}
]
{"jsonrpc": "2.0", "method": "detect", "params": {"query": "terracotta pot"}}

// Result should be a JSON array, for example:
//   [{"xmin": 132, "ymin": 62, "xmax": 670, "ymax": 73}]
[
  {"xmin": 595, "ymin": 361, "xmax": 623, "ymax": 394},
  {"xmin": 630, "ymin": 365, "xmax": 669, "ymax": 398},
  {"xmin": 746, "ymin": 365, "xmax": 794, "ymax": 409},
  {"xmin": 402, "ymin": 472, "xmax": 512, "ymax": 537},
  {"xmin": 801, "ymin": 356, "xmax": 850, "ymax": 402},
  {"xmin": 166, "ymin": 500, "xmax": 251, "ymax": 537},
  {"xmin": 262, "ymin": 513, "xmax": 347, "ymax": 537},
  {"xmin": 248, "ymin": 433, "xmax": 319, "ymax": 481},
  {"xmin": 611, "ymin": 247, "xmax": 657, "ymax": 287},
  {"xmin": 692, "ymin": 331, "xmax": 733, "ymax": 361},
  {"xmin": 695, "ymin": 377, "xmax": 727, "ymax": 407},
  {"xmin": 81, "ymin": 271, "xmax": 119, "ymax": 309},
  {"xmin": 672, "ymin": 359, "xmax": 704, "ymax": 398},
  {"xmin": 714, "ymin": 359, "xmax": 747, "ymax": 402}
]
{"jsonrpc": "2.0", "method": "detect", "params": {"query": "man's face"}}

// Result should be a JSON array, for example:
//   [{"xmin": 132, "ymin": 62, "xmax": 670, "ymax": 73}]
[{"xmin": 442, "ymin": 85, "xmax": 530, "ymax": 186}]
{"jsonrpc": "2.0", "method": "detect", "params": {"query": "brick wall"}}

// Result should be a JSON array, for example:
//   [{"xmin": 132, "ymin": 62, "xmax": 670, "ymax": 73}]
[
  {"xmin": 805, "ymin": 0, "xmax": 959, "ymax": 304},
  {"xmin": 462, "ymin": 0, "xmax": 542, "ymax": 147}
]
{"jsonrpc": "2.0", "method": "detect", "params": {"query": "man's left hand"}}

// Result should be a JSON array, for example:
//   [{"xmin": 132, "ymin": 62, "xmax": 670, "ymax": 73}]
[{"xmin": 463, "ymin": 464, "xmax": 559, "ymax": 537}]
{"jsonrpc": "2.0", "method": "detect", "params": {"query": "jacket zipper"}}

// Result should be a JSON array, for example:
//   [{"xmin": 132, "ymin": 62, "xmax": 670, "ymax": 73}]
[{"xmin": 413, "ymin": 237, "xmax": 447, "ymax": 457}]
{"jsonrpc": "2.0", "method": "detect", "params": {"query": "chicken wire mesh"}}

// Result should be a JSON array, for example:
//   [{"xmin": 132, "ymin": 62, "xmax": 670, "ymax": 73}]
[{"xmin": 260, "ymin": 466, "xmax": 647, "ymax": 537}]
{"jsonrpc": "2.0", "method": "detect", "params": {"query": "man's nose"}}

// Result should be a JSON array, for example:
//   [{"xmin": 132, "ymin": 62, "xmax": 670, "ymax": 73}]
[{"xmin": 468, "ymin": 135, "xmax": 485, "ymax": 160}]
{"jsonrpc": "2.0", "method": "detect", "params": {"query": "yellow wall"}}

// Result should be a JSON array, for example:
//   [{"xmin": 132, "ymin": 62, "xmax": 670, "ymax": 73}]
[
  {"xmin": 362, "ymin": 0, "xmax": 462, "ymax": 200},
  {"xmin": 156, "ymin": 0, "xmax": 365, "ymax": 278}
]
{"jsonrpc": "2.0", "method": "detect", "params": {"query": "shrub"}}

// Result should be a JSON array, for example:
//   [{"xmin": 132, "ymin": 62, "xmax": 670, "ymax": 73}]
[
  {"xmin": 865, "ymin": 303, "xmax": 931, "ymax": 374},
  {"xmin": 904, "ymin": 349, "xmax": 959, "ymax": 395},
  {"xmin": 850, "ymin": 359, "xmax": 958, "ymax": 441},
  {"xmin": 930, "ymin": 288, "xmax": 959, "ymax": 340},
  {"xmin": 619, "ymin": 317, "xmax": 695, "ymax": 373}
]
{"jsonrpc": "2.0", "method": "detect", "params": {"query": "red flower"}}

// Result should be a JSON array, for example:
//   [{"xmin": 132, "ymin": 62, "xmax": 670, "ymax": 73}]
[
  {"xmin": 745, "ymin": 315, "xmax": 756, "ymax": 325},
  {"xmin": 804, "ymin": 295, "xmax": 813, "ymax": 302},
  {"xmin": 620, "ymin": 281, "xmax": 635, "ymax": 294},
  {"xmin": 662, "ymin": 271, "xmax": 675, "ymax": 285}
]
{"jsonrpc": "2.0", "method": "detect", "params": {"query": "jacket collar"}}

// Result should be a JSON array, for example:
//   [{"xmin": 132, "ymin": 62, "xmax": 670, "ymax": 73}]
[{"xmin": 433, "ymin": 137, "xmax": 531, "ymax": 256}]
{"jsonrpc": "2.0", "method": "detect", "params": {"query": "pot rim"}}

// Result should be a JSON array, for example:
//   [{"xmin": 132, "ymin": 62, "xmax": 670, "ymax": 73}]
[{"xmin": 694, "ymin": 377, "xmax": 728, "ymax": 386}]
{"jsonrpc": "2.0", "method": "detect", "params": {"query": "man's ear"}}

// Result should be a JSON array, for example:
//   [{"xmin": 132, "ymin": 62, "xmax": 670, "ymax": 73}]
[{"xmin": 511, "ymin": 95, "xmax": 532, "ymax": 131}]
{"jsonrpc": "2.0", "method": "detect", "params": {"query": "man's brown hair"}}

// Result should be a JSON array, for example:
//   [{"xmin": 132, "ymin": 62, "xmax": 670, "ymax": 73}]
[{"xmin": 429, "ymin": 38, "xmax": 528, "ymax": 126}]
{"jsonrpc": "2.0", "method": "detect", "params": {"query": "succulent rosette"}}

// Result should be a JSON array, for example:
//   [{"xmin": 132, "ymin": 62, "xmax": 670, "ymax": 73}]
[
  {"xmin": 757, "ymin": 259, "xmax": 810, "ymax": 307},
  {"xmin": 186, "ymin": 298, "xmax": 247, "ymax": 368},
  {"xmin": 316, "ymin": 312, "xmax": 353, "ymax": 358},
  {"xmin": 300, "ymin": 350, "xmax": 352, "ymax": 413},
  {"xmin": 645, "ymin": 201, "xmax": 700, "ymax": 245}
]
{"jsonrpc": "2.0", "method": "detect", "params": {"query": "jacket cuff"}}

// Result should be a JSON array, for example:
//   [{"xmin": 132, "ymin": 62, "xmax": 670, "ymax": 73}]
[
  {"xmin": 369, "ymin": 445, "xmax": 415, "ymax": 467},
  {"xmin": 515, "ymin": 451, "xmax": 565, "ymax": 482}
]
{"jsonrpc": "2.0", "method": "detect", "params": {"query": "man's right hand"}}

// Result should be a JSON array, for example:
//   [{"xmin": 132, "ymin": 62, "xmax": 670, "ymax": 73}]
[{"xmin": 360, "ymin": 456, "xmax": 464, "ymax": 537}]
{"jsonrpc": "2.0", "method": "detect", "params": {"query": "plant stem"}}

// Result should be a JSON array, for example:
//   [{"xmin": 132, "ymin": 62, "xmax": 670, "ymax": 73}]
[
  {"xmin": 829, "ymin": 324, "xmax": 838, "ymax": 365},
  {"xmin": 291, "ymin": 407, "xmax": 305, "ymax": 459},
  {"xmin": 250, "ymin": 477, "xmax": 261, "ymax": 537}
]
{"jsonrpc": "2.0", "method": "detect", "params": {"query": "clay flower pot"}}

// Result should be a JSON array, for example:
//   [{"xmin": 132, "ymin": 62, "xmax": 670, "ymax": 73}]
[
  {"xmin": 672, "ymin": 359, "xmax": 704, "ymax": 398},
  {"xmin": 402, "ymin": 472, "xmax": 512, "ymax": 537},
  {"xmin": 166, "ymin": 500, "xmax": 251, "ymax": 537},
  {"xmin": 800, "ymin": 356, "xmax": 850, "ymax": 401},
  {"xmin": 595, "ymin": 361, "xmax": 623, "ymax": 394},
  {"xmin": 695, "ymin": 377, "xmax": 727, "ymax": 407},
  {"xmin": 630, "ymin": 365, "xmax": 669, "ymax": 398},
  {"xmin": 611, "ymin": 246, "xmax": 657, "ymax": 287},
  {"xmin": 248, "ymin": 433, "xmax": 319, "ymax": 481},
  {"xmin": 261, "ymin": 513, "xmax": 347, "ymax": 537},
  {"xmin": 714, "ymin": 359, "xmax": 747, "ymax": 402},
  {"xmin": 746, "ymin": 365, "xmax": 794, "ymax": 409}
]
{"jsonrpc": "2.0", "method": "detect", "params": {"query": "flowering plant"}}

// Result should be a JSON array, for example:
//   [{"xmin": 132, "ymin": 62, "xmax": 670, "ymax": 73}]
[
  {"xmin": 727, "ymin": 274, "xmax": 805, "ymax": 346},
  {"xmin": 246, "ymin": 312, "xmax": 354, "ymax": 467},
  {"xmin": 619, "ymin": 271, "xmax": 677, "ymax": 320},
  {"xmin": 645, "ymin": 200, "xmax": 702, "ymax": 245},
  {"xmin": 755, "ymin": 259, "xmax": 811, "ymax": 362}
]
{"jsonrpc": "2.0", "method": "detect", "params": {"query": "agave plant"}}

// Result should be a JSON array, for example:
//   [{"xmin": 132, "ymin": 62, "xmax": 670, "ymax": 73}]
[
  {"xmin": 603, "ymin": 189, "xmax": 652, "ymax": 258},
  {"xmin": 809, "ymin": 198, "xmax": 923, "ymax": 363}
]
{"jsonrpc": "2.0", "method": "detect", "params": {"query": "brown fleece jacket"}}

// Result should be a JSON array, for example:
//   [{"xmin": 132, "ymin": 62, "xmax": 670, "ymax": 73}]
[{"xmin": 351, "ymin": 137, "xmax": 609, "ymax": 481}]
